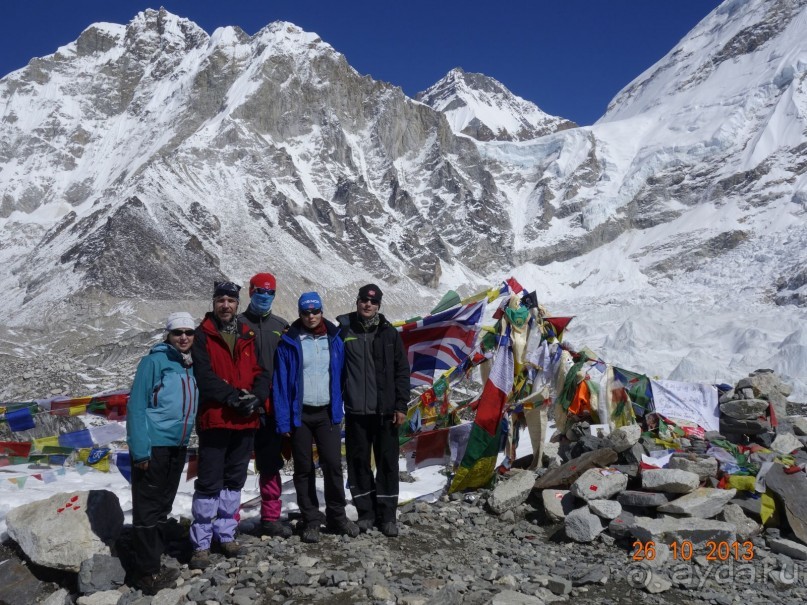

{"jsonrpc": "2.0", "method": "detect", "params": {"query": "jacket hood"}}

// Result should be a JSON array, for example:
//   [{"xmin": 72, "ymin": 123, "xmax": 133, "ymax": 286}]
[{"xmin": 150, "ymin": 341, "xmax": 183, "ymax": 360}]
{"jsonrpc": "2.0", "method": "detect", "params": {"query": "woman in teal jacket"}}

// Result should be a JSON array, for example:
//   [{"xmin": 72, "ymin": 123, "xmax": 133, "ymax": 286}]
[{"xmin": 127, "ymin": 311, "xmax": 199, "ymax": 594}]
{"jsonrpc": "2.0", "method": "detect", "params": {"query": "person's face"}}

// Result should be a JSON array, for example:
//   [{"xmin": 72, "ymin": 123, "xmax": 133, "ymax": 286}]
[
  {"xmin": 213, "ymin": 295, "xmax": 238, "ymax": 323},
  {"xmin": 356, "ymin": 296, "xmax": 380, "ymax": 320},
  {"xmin": 300, "ymin": 308, "xmax": 323, "ymax": 330},
  {"xmin": 167, "ymin": 328, "xmax": 195, "ymax": 353}
]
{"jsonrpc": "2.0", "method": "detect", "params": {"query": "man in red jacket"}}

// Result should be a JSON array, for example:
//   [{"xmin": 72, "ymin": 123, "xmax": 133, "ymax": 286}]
[{"xmin": 189, "ymin": 281, "xmax": 270, "ymax": 570}]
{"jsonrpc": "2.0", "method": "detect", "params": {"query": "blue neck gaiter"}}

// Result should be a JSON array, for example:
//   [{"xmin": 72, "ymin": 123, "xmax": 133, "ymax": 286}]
[{"xmin": 250, "ymin": 292, "xmax": 274, "ymax": 316}]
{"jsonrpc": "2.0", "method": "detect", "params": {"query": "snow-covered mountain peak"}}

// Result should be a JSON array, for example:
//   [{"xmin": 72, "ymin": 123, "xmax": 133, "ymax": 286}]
[
  {"xmin": 417, "ymin": 66, "xmax": 576, "ymax": 141},
  {"xmin": 124, "ymin": 8, "xmax": 209, "ymax": 56},
  {"xmin": 601, "ymin": 0, "xmax": 807, "ymax": 122}
]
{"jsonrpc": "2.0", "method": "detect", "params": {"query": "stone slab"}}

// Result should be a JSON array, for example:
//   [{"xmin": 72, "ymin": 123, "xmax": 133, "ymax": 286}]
[
  {"xmin": 569, "ymin": 468, "xmax": 628, "ymax": 501},
  {"xmin": 656, "ymin": 488, "xmax": 737, "ymax": 519},
  {"xmin": 641, "ymin": 469, "xmax": 700, "ymax": 494},
  {"xmin": 541, "ymin": 489, "xmax": 576, "ymax": 523},
  {"xmin": 630, "ymin": 516, "xmax": 736, "ymax": 548},
  {"xmin": 764, "ymin": 463, "xmax": 807, "ymax": 545},
  {"xmin": 533, "ymin": 448, "xmax": 618, "ymax": 490}
]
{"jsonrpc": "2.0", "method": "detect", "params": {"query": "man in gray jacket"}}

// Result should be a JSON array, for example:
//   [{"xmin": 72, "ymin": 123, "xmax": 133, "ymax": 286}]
[
  {"xmin": 338, "ymin": 284, "xmax": 410, "ymax": 537},
  {"xmin": 239, "ymin": 272, "xmax": 291, "ymax": 538}
]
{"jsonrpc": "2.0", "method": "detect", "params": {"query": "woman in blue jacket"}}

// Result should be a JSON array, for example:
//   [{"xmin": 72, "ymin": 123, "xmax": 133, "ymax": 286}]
[
  {"xmin": 127, "ymin": 311, "xmax": 199, "ymax": 594},
  {"xmin": 273, "ymin": 292, "xmax": 359, "ymax": 543}
]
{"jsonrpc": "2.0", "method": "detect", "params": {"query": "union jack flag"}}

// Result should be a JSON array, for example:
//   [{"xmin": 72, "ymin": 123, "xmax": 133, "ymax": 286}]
[{"xmin": 397, "ymin": 301, "xmax": 485, "ymax": 388}]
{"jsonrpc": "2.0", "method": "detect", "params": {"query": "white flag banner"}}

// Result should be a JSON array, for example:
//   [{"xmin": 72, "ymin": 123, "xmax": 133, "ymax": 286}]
[
  {"xmin": 89, "ymin": 422, "xmax": 127, "ymax": 445},
  {"xmin": 650, "ymin": 379, "xmax": 719, "ymax": 433}
]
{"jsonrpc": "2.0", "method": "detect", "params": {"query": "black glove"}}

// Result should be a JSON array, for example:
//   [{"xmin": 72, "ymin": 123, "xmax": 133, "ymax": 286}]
[{"xmin": 234, "ymin": 392, "xmax": 261, "ymax": 417}]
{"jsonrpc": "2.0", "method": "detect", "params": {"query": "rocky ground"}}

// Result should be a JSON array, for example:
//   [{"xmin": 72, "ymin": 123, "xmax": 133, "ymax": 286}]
[{"xmin": 5, "ymin": 483, "xmax": 807, "ymax": 605}]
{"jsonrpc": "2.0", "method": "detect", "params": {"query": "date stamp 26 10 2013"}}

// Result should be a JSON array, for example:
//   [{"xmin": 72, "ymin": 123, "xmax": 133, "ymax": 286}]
[{"xmin": 632, "ymin": 540, "xmax": 756, "ymax": 562}]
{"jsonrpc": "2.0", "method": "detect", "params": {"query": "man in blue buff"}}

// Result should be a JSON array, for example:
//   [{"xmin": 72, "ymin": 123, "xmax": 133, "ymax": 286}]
[
  {"xmin": 273, "ymin": 292, "xmax": 359, "ymax": 543},
  {"xmin": 238, "ymin": 272, "xmax": 292, "ymax": 538}
]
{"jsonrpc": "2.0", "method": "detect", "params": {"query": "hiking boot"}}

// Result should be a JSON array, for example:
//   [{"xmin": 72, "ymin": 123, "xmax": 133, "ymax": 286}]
[
  {"xmin": 138, "ymin": 566, "xmax": 180, "ymax": 595},
  {"xmin": 188, "ymin": 549, "xmax": 210, "ymax": 570},
  {"xmin": 357, "ymin": 519, "xmax": 375, "ymax": 534},
  {"xmin": 380, "ymin": 521, "xmax": 399, "ymax": 538},
  {"xmin": 301, "ymin": 526, "xmax": 320, "ymax": 544},
  {"xmin": 219, "ymin": 540, "xmax": 242, "ymax": 558},
  {"xmin": 328, "ymin": 520, "xmax": 360, "ymax": 538},
  {"xmin": 261, "ymin": 520, "xmax": 292, "ymax": 538}
]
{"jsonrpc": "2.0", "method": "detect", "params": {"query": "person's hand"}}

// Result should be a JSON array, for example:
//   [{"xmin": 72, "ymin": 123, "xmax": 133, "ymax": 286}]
[
  {"xmin": 392, "ymin": 411, "xmax": 406, "ymax": 427},
  {"xmin": 234, "ymin": 392, "xmax": 261, "ymax": 416},
  {"xmin": 134, "ymin": 461, "xmax": 149, "ymax": 471}
]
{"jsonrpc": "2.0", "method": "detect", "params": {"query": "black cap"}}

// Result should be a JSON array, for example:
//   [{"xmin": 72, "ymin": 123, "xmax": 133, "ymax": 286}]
[
  {"xmin": 357, "ymin": 283, "xmax": 383, "ymax": 303},
  {"xmin": 213, "ymin": 281, "xmax": 241, "ymax": 299}
]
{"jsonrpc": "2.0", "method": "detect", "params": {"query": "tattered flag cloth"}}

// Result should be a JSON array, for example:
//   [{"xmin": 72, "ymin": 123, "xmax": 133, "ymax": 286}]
[
  {"xmin": 116, "ymin": 452, "xmax": 132, "ymax": 483},
  {"xmin": 414, "ymin": 429, "xmax": 449, "ymax": 469},
  {"xmin": 542, "ymin": 317, "xmax": 574, "ymax": 342},
  {"xmin": 450, "ymin": 334, "xmax": 514, "ymax": 493},
  {"xmin": 398, "ymin": 301, "xmax": 485, "ymax": 388},
  {"xmin": 0, "ymin": 441, "xmax": 32, "ymax": 457},
  {"xmin": 58, "ymin": 428, "xmax": 93, "ymax": 449},
  {"xmin": 5, "ymin": 406, "xmax": 35, "ymax": 432}
]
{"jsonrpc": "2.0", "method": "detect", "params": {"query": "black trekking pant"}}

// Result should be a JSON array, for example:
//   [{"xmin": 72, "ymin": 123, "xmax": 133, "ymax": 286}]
[
  {"xmin": 131, "ymin": 446, "xmax": 186, "ymax": 574},
  {"xmin": 345, "ymin": 413, "xmax": 399, "ymax": 524},
  {"xmin": 291, "ymin": 406, "xmax": 348, "ymax": 528}
]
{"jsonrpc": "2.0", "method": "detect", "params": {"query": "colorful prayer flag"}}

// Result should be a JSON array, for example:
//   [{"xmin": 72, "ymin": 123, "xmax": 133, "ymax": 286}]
[
  {"xmin": 398, "ymin": 301, "xmax": 485, "ymax": 388},
  {"xmin": 450, "ymin": 335, "xmax": 514, "ymax": 492},
  {"xmin": 6, "ymin": 406, "xmax": 35, "ymax": 432}
]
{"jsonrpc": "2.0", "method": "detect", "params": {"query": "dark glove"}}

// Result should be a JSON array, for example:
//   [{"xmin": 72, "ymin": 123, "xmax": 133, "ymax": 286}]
[{"xmin": 227, "ymin": 391, "xmax": 261, "ymax": 418}]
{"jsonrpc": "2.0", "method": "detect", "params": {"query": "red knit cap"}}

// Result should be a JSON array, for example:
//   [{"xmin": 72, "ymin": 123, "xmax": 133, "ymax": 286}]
[{"xmin": 249, "ymin": 272, "xmax": 276, "ymax": 295}]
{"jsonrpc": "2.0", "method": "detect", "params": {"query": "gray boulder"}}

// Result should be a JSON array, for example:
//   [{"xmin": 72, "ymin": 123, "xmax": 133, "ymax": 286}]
[
  {"xmin": 570, "ymin": 468, "xmax": 628, "ymax": 501},
  {"xmin": 488, "ymin": 469, "xmax": 537, "ymax": 514},
  {"xmin": 719, "ymin": 398, "xmax": 769, "ymax": 420},
  {"xmin": 631, "ymin": 516, "xmax": 736, "ymax": 547},
  {"xmin": 667, "ymin": 454, "xmax": 718, "ymax": 481},
  {"xmin": 606, "ymin": 424, "xmax": 641, "ymax": 453},
  {"xmin": 718, "ymin": 503, "xmax": 761, "ymax": 540},
  {"xmin": 641, "ymin": 469, "xmax": 700, "ymax": 493},
  {"xmin": 768, "ymin": 537, "xmax": 807, "ymax": 560},
  {"xmin": 78, "ymin": 554, "xmax": 126, "ymax": 594},
  {"xmin": 564, "ymin": 507, "xmax": 604, "ymax": 543},
  {"xmin": 656, "ymin": 488, "xmax": 737, "ymax": 518},
  {"xmin": 5, "ymin": 490, "xmax": 123, "ymax": 572},
  {"xmin": 541, "ymin": 489, "xmax": 576, "ymax": 523},
  {"xmin": 617, "ymin": 490, "xmax": 675, "ymax": 508},
  {"xmin": 0, "ymin": 559, "xmax": 43, "ymax": 605},
  {"xmin": 588, "ymin": 499, "xmax": 622, "ymax": 520}
]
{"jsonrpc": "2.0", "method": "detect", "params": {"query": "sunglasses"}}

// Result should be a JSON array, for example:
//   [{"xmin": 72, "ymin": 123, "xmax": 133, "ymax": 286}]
[
  {"xmin": 300, "ymin": 309, "xmax": 322, "ymax": 316},
  {"xmin": 170, "ymin": 329, "xmax": 195, "ymax": 337},
  {"xmin": 359, "ymin": 297, "xmax": 380, "ymax": 305},
  {"xmin": 253, "ymin": 288, "xmax": 275, "ymax": 296}
]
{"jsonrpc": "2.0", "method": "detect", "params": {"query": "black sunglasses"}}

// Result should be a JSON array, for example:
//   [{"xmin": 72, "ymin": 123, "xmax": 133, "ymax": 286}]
[
  {"xmin": 359, "ymin": 297, "xmax": 380, "ymax": 305},
  {"xmin": 300, "ymin": 309, "xmax": 322, "ymax": 316},
  {"xmin": 253, "ymin": 288, "xmax": 275, "ymax": 296},
  {"xmin": 170, "ymin": 329, "xmax": 195, "ymax": 337}
]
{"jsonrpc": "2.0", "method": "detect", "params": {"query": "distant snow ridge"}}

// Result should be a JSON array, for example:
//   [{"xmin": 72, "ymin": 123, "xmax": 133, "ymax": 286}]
[{"xmin": 416, "ymin": 67, "xmax": 577, "ymax": 141}]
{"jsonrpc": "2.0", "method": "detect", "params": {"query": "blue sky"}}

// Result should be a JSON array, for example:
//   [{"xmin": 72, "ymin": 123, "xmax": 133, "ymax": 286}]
[{"xmin": 1, "ymin": 1, "xmax": 723, "ymax": 125}]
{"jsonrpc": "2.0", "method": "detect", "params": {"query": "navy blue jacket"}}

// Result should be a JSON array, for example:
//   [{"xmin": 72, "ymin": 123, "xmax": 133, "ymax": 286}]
[{"xmin": 273, "ymin": 318, "xmax": 345, "ymax": 434}]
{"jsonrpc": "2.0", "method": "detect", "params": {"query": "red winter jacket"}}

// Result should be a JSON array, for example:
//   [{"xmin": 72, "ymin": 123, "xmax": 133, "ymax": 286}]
[{"xmin": 191, "ymin": 313, "xmax": 271, "ymax": 431}]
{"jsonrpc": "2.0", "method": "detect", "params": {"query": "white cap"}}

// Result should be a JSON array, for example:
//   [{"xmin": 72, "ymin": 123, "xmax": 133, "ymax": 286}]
[{"xmin": 165, "ymin": 311, "xmax": 195, "ymax": 331}]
